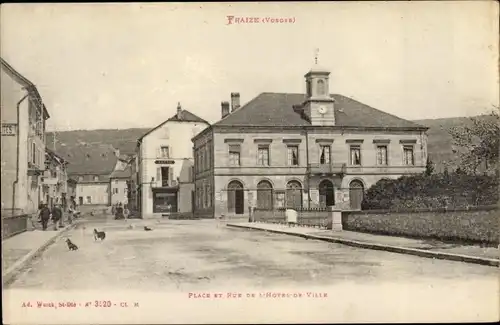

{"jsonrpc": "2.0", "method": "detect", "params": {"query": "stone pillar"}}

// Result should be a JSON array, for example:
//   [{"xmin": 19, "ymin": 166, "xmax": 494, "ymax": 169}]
[{"xmin": 329, "ymin": 206, "xmax": 343, "ymax": 231}]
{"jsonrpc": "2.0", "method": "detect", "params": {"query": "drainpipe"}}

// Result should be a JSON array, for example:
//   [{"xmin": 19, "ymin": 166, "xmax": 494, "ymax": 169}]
[
  {"xmin": 304, "ymin": 126, "xmax": 311, "ymax": 209},
  {"xmin": 12, "ymin": 92, "xmax": 30, "ymax": 214}
]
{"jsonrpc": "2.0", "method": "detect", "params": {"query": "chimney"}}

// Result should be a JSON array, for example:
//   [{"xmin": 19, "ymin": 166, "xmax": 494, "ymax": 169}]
[
  {"xmin": 221, "ymin": 101, "xmax": 230, "ymax": 119},
  {"xmin": 230, "ymin": 92, "xmax": 240, "ymax": 112},
  {"xmin": 176, "ymin": 102, "xmax": 182, "ymax": 119}
]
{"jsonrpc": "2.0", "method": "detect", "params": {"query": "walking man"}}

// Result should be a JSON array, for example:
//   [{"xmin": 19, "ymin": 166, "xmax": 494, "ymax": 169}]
[
  {"xmin": 52, "ymin": 204, "xmax": 63, "ymax": 230},
  {"xmin": 39, "ymin": 203, "xmax": 51, "ymax": 231}
]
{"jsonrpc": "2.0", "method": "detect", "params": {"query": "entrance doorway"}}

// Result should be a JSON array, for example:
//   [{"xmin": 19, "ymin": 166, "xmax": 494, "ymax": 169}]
[
  {"xmin": 286, "ymin": 180, "xmax": 303, "ymax": 209},
  {"xmin": 227, "ymin": 180, "xmax": 244, "ymax": 214},
  {"xmin": 349, "ymin": 180, "xmax": 364, "ymax": 210},
  {"xmin": 319, "ymin": 179, "xmax": 335, "ymax": 207}
]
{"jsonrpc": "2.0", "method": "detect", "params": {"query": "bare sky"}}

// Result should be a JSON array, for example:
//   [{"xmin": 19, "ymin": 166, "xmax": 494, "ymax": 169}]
[{"xmin": 1, "ymin": 2, "xmax": 498, "ymax": 131}]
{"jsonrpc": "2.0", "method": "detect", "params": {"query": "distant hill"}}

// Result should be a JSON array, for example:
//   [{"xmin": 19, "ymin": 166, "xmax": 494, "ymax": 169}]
[{"xmin": 46, "ymin": 116, "xmax": 486, "ymax": 176}]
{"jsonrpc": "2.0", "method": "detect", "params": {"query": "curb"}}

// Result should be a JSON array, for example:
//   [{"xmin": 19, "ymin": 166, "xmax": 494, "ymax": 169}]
[
  {"xmin": 2, "ymin": 222, "xmax": 79, "ymax": 287},
  {"xmin": 227, "ymin": 224, "xmax": 499, "ymax": 267}
]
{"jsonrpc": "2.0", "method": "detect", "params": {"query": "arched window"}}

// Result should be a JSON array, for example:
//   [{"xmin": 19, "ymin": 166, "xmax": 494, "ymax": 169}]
[
  {"xmin": 227, "ymin": 180, "xmax": 244, "ymax": 214},
  {"xmin": 317, "ymin": 79, "xmax": 325, "ymax": 95},
  {"xmin": 286, "ymin": 180, "xmax": 303, "ymax": 209},
  {"xmin": 306, "ymin": 79, "xmax": 312, "ymax": 97},
  {"xmin": 257, "ymin": 180, "xmax": 273, "ymax": 210},
  {"xmin": 349, "ymin": 180, "xmax": 365, "ymax": 210}
]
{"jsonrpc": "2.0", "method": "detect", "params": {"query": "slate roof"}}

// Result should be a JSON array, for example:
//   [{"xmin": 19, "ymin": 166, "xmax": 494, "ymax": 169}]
[
  {"xmin": 138, "ymin": 109, "xmax": 209, "ymax": 142},
  {"xmin": 213, "ymin": 92, "xmax": 427, "ymax": 129},
  {"xmin": 55, "ymin": 144, "xmax": 118, "ymax": 175}
]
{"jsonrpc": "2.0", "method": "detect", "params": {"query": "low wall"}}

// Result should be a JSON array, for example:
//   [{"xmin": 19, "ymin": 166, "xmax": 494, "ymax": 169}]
[
  {"xmin": 342, "ymin": 206, "xmax": 500, "ymax": 245},
  {"xmin": 1, "ymin": 214, "xmax": 29, "ymax": 240},
  {"xmin": 254, "ymin": 209, "xmax": 331, "ymax": 229}
]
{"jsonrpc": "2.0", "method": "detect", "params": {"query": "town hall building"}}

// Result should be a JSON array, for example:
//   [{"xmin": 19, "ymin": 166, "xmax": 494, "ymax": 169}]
[{"xmin": 192, "ymin": 63, "xmax": 429, "ymax": 219}]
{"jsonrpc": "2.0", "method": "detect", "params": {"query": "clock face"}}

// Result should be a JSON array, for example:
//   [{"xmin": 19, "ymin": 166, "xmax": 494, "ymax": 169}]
[{"xmin": 318, "ymin": 106, "xmax": 327, "ymax": 114}]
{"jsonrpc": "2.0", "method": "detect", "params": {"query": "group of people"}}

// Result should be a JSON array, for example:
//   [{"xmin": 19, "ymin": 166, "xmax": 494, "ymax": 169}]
[
  {"xmin": 37, "ymin": 196, "xmax": 78, "ymax": 231},
  {"xmin": 112, "ymin": 202, "xmax": 129, "ymax": 220}
]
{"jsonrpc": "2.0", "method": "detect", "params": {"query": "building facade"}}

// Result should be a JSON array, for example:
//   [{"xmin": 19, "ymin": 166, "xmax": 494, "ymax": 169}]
[
  {"xmin": 136, "ymin": 103, "xmax": 209, "ymax": 218},
  {"xmin": 74, "ymin": 174, "xmax": 110, "ymax": 206},
  {"xmin": 1, "ymin": 58, "xmax": 50, "ymax": 217},
  {"xmin": 127, "ymin": 155, "xmax": 139, "ymax": 211},
  {"xmin": 192, "ymin": 66, "xmax": 429, "ymax": 219},
  {"xmin": 109, "ymin": 165, "xmax": 131, "ymax": 206},
  {"xmin": 42, "ymin": 148, "xmax": 69, "ymax": 209}
]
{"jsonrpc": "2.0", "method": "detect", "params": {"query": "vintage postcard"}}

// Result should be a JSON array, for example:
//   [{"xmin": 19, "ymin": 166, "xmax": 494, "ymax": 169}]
[{"xmin": 1, "ymin": 1, "xmax": 499, "ymax": 324}]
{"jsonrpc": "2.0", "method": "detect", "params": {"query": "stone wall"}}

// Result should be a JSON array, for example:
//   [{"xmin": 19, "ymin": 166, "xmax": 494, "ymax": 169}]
[
  {"xmin": 342, "ymin": 206, "xmax": 500, "ymax": 245},
  {"xmin": 253, "ymin": 208, "xmax": 331, "ymax": 228}
]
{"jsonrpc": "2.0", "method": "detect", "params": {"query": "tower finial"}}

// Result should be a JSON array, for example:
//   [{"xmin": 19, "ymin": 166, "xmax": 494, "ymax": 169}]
[{"xmin": 314, "ymin": 48, "xmax": 319, "ymax": 65}]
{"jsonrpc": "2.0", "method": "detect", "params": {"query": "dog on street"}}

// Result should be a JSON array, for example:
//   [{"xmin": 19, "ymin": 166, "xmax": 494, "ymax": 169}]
[
  {"xmin": 94, "ymin": 228, "xmax": 106, "ymax": 241},
  {"xmin": 66, "ymin": 238, "xmax": 78, "ymax": 251}
]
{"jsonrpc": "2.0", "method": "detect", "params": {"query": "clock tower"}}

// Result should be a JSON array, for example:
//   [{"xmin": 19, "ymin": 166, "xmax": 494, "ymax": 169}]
[{"xmin": 302, "ymin": 56, "xmax": 335, "ymax": 126}]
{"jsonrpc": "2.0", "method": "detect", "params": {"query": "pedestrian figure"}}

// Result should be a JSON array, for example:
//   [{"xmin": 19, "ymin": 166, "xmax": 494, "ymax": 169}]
[
  {"xmin": 115, "ymin": 202, "xmax": 124, "ymax": 220},
  {"xmin": 58, "ymin": 199, "xmax": 65, "ymax": 228},
  {"xmin": 68, "ymin": 197, "xmax": 76, "ymax": 224},
  {"xmin": 39, "ymin": 203, "xmax": 51, "ymax": 231},
  {"xmin": 124, "ymin": 206, "xmax": 130, "ymax": 220},
  {"xmin": 51, "ymin": 204, "xmax": 63, "ymax": 230}
]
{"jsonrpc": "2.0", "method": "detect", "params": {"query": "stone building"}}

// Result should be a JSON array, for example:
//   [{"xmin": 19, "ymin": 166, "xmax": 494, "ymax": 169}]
[
  {"xmin": 1, "ymin": 57, "xmax": 50, "ymax": 217},
  {"xmin": 42, "ymin": 148, "xmax": 69, "ymax": 209},
  {"xmin": 136, "ymin": 103, "xmax": 209, "ymax": 218},
  {"xmin": 192, "ymin": 64, "xmax": 429, "ymax": 219}
]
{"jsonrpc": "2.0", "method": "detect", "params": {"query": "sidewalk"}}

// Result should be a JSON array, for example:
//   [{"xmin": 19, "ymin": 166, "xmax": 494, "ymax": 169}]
[
  {"xmin": 227, "ymin": 222, "xmax": 500, "ymax": 267},
  {"xmin": 2, "ymin": 221, "xmax": 78, "ymax": 286}
]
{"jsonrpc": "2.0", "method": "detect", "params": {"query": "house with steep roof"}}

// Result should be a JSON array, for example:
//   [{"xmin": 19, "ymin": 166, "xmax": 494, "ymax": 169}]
[
  {"xmin": 192, "ymin": 64, "xmax": 429, "ymax": 219},
  {"xmin": 136, "ymin": 103, "xmax": 210, "ymax": 218}
]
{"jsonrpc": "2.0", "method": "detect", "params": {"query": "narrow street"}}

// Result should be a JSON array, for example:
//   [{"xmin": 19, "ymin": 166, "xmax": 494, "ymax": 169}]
[{"xmin": 6, "ymin": 219, "xmax": 497, "ymax": 291}]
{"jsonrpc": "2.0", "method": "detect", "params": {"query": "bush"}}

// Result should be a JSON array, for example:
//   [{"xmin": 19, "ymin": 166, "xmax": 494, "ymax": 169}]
[{"xmin": 361, "ymin": 172, "xmax": 498, "ymax": 210}]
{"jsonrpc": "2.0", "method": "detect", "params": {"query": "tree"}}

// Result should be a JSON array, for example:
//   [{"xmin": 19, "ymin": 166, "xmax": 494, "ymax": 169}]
[
  {"xmin": 425, "ymin": 157, "xmax": 435, "ymax": 176},
  {"xmin": 449, "ymin": 107, "xmax": 499, "ymax": 174}
]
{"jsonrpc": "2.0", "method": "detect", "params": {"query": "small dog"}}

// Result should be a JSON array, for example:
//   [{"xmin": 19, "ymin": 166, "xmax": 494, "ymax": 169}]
[
  {"xmin": 66, "ymin": 238, "xmax": 78, "ymax": 251},
  {"xmin": 144, "ymin": 226, "xmax": 152, "ymax": 231},
  {"xmin": 94, "ymin": 228, "xmax": 106, "ymax": 241}
]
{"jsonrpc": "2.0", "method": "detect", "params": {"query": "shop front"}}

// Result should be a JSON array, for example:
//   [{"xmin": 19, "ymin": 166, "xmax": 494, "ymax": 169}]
[{"xmin": 152, "ymin": 188, "xmax": 178, "ymax": 213}]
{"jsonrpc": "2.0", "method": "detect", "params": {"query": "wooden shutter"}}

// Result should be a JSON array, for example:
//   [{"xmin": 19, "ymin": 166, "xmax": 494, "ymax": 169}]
[
  {"xmin": 156, "ymin": 167, "xmax": 161, "ymax": 186},
  {"xmin": 169, "ymin": 167, "xmax": 174, "ymax": 187}
]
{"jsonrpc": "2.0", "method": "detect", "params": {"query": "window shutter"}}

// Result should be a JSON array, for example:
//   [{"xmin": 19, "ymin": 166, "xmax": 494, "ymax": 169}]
[
  {"xmin": 156, "ymin": 167, "xmax": 161, "ymax": 186},
  {"xmin": 169, "ymin": 168, "xmax": 174, "ymax": 187},
  {"xmin": 168, "ymin": 146, "xmax": 172, "ymax": 158}
]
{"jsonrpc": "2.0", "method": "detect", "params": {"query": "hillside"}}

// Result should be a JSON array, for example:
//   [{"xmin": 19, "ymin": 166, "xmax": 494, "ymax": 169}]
[{"xmin": 46, "ymin": 116, "xmax": 485, "ymax": 176}]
